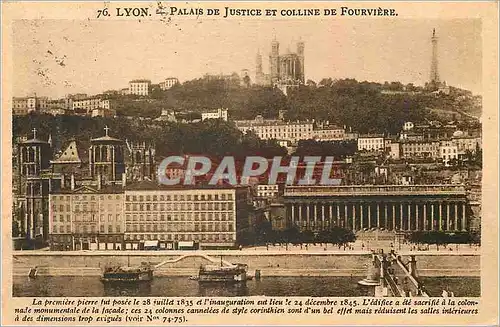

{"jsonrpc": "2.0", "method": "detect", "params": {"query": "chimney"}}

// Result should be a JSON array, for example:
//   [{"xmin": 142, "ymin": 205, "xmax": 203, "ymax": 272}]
[{"xmin": 70, "ymin": 174, "xmax": 75, "ymax": 190}]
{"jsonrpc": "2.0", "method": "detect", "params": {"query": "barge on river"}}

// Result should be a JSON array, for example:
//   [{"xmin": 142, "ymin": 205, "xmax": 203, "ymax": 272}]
[
  {"xmin": 195, "ymin": 263, "xmax": 249, "ymax": 283},
  {"xmin": 101, "ymin": 265, "xmax": 154, "ymax": 282}
]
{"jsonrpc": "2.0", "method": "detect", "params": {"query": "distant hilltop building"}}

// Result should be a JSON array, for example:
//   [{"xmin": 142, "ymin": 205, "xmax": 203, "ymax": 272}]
[
  {"xmin": 201, "ymin": 108, "xmax": 228, "ymax": 121},
  {"xmin": 255, "ymin": 38, "xmax": 305, "ymax": 94},
  {"xmin": 159, "ymin": 77, "xmax": 179, "ymax": 90},
  {"xmin": 128, "ymin": 79, "xmax": 151, "ymax": 96}
]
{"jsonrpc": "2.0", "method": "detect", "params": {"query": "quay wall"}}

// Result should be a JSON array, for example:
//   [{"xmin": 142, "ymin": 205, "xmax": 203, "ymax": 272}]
[{"xmin": 12, "ymin": 251, "xmax": 479, "ymax": 277}]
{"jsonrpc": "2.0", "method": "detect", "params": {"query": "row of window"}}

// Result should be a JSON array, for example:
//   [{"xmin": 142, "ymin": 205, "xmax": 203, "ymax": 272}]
[
  {"xmin": 126, "ymin": 212, "xmax": 234, "ymax": 221},
  {"xmin": 53, "ymin": 212, "xmax": 235, "ymax": 224},
  {"xmin": 52, "ymin": 224, "xmax": 122, "ymax": 234},
  {"xmin": 124, "ymin": 233, "xmax": 235, "ymax": 242},
  {"xmin": 53, "ymin": 203, "xmax": 121, "ymax": 212},
  {"xmin": 125, "ymin": 202, "xmax": 233, "ymax": 211},
  {"xmin": 125, "ymin": 223, "xmax": 233, "ymax": 233},
  {"xmin": 53, "ymin": 195, "xmax": 121, "ymax": 201},
  {"xmin": 125, "ymin": 193, "xmax": 233, "ymax": 201}
]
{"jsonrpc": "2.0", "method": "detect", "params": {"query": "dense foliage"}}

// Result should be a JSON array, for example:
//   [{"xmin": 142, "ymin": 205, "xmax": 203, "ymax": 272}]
[
  {"xmin": 99, "ymin": 78, "xmax": 481, "ymax": 134},
  {"xmin": 408, "ymin": 231, "xmax": 481, "ymax": 245},
  {"xmin": 238, "ymin": 226, "xmax": 356, "ymax": 247},
  {"xmin": 13, "ymin": 114, "xmax": 287, "ymax": 158}
]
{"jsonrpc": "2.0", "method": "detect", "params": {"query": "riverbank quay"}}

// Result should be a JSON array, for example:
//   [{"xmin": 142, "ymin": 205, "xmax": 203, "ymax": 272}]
[{"xmin": 13, "ymin": 249, "xmax": 479, "ymax": 277}]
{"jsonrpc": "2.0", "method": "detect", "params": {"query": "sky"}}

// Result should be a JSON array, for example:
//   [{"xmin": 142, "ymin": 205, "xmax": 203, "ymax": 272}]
[{"xmin": 12, "ymin": 18, "xmax": 482, "ymax": 98}]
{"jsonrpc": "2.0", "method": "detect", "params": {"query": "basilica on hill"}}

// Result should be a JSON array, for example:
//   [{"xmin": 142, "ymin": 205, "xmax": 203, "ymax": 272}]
[{"xmin": 255, "ymin": 38, "xmax": 305, "ymax": 94}]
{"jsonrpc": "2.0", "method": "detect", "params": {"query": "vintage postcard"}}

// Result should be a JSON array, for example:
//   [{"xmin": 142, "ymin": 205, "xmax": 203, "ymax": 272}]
[{"xmin": 1, "ymin": 1, "xmax": 498, "ymax": 326}]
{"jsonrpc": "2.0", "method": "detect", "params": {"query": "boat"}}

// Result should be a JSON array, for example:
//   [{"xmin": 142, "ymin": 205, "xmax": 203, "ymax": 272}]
[
  {"xmin": 101, "ymin": 261, "xmax": 154, "ymax": 283},
  {"xmin": 197, "ymin": 263, "xmax": 249, "ymax": 283}
]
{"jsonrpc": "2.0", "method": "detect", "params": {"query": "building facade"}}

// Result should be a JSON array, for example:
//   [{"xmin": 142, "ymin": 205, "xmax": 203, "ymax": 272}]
[
  {"xmin": 401, "ymin": 140, "xmax": 440, "ymax": 159},
  {"xmin": 235, "ymin": 116, "xmax": 314, "ymax": 142},
  {"xmin": 159, "ymin": 77, "xmax": 179, "ymax": 90},
  {"xmin": 201, "ymin": 108, "xmax": 229, "ymax": 121},
  {"xmin": 129, "ymin": 79, "xmax": 151, "ymax": 96},
  {"xmin": 49, "ymin": 186, "xmax": 125, "ymax": 250},
  {"xmin": 283, "ymin": 185, "xmax": 469, "ymax": 232},
  {"xmin": 357, "ymin": 135, "xmax": 385, "ymax": 152}
]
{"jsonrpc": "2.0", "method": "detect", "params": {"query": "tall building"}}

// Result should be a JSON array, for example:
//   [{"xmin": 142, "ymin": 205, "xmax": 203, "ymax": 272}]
[
  {"xmin": 128, "ymin": 79, "xmax": 151, "ymax": 96},
  {"xmin": 88, "ymin": 126, "xmax": 126, "ymax": 183},
  {"xmin": 16, "ymin": 129, "xmax": 53, "ymax": 244},
  {"xmin": 255, "ymin": 38, "xmax": 305, "ymax": 88},
  {"xmin": 430, "ymin": 28, "xmax": 440, "ymax": 85}
]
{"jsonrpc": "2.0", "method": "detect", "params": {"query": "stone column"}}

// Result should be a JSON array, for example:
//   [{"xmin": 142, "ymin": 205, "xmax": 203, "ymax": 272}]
[
  {"xmin": 367, "ymin": 204, "xmax": 371, "ymax": 229},
  {"xmin": 291, "ymin": 203, "xmax": 295, "ymax": 225},
  {"xmin": 439, "ymin": 202, "xmax": 443, "ymax": 231},
  {"xmin": 446, "ymin": 203, "xmax": 451, "ymax": 231},
  {"xmin": 431, "ymin": 203, "xmax": 435, "ymax": 231},
  {"xmin": 321, "ymin": 204, "xmax": 325, "ymax": 229},
  {"xmin": 423, "ymin": 204, "xmax": 427, "ymax": 230},
  {"xmin": 329, "ymin": 204, "xmax": 333, "ymax": 226},
  {"xmin": 415, "ymin": 203, "xmax": 419, "ymax": 231},
  {"xmin": 336, "ymin": 204, "xmax": 340, "ymax": 227},
  {"xmin": 400, "ymin": 203, "xmax": 403, "ymax": 231},
  {"xmin": 360, "ymin": 204, "xmax": 363, "ymax": 230},
  {"xmin": 313, "ymin": 203, "xmax": 317, "ymax": 230},
  {"xmin": 462, "ymin": 203, "xmax": 466, "ymax": 231},
  {"xmin": 298, "ymin": 204, "xmax": 302, "ymax": 228},
  {"xmin": 392, "ymin": 203, "xmax": 396, "ymax": 230},
  {"xmin": 377, "ymin": 204, "xmax": 380, "ymax": 228},
  {"xmin": 384, "ymin": 203, "xmax": 388, "ymax": 229},
  {"xmin": 454, "ymin": 203, "xmax": 458, "ymax": 231},
  {"xmin": 344, "ymin": 203, "xmax": 348, "ymax": 229},
  {"xmin": 407, "ymin": 203, "xmax": 411, "ymax": 231},
  {"xmin": 352, "ymin": 203, "xmax": 356, "ymax": 231},
  {"xmin": 306, "ymin": 204, "xmax": 310, "ymax": 230}
]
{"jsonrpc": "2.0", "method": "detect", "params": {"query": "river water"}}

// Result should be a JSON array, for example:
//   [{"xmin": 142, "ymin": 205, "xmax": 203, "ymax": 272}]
[{"xmin": 13, "ymin": 276, "xmax": 479, "ymax": 297}]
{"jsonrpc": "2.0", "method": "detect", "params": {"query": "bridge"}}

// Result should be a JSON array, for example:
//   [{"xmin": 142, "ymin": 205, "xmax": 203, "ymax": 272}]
[
  {"xmin": 359, "ymin": 250, "xmax": 430, "ymax": 297},
  {"xmin": 283, "ymin": 184, "xmax": 469, "ymax": 232}
]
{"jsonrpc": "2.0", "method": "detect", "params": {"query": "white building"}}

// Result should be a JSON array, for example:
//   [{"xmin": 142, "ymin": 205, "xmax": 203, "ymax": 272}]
[
  {"xmin": 357, "ymin": 135, "xmax": 385, "ymax": 152},
  {"xmin": 235, "ymin": 116, "xmax": 314, "ymax": 142},
  {"xmin": 440, "ymin": 143, "xmax": 458, "ymax": 166},
  {"xmin": 256, "ymin": 184, "xmax": 279, "ymax": 198},
  {"xmin": 72, "ymin": 97, "xmax": 102, "ymax": 112},
  {"xmin": 159, "ymin": 77, "xmax": 179, "ymax": 90},
  {"xmin": 129, "ymin": 79, "xmax": 151, "ymax": 96},
  {"xmin": 389, "ymin": 142, "xmax": 401, "ymax": 160},
  {"xmin": 201, "ymin": 108, "xmax": 229, "ymax": 121},
  {"xmin": 72, "ymin": 98, "xmax": 113, "ymax": 113},
  {"xmin": 312, "ymin": 125, "xmax": 345, "ymax": 141}
]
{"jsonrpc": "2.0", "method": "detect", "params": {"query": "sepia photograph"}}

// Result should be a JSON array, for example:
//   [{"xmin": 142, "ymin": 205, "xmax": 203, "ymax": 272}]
[{"xmin": 2, "ymin": 1, "xmax": 498, "ymax": 326}]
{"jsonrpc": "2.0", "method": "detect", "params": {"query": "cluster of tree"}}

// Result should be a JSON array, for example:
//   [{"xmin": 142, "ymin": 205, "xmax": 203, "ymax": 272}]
[
  {"xmin": 238, "ymin": 226, "xmax": 356, "ymax": 247},
  {"xmin": 12, "ymin": 114, "xmax": 287, "ymax": 159},
  {"xmin": 105, "ymin": 77, "xmax": 484, "ymax": 133},
  {"xmin": 408, "ymin": 231, "xmax": 481, "ymax": 245},
  {"xmin": 148, "ymin": 78, "xmax": 288, "ymax": 120}
]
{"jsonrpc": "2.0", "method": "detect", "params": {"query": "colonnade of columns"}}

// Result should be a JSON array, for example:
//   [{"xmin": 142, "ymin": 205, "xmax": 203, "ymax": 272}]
[{"xmin": 288, "ymin": 201, "xmax": 467, "ymax": 232}]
